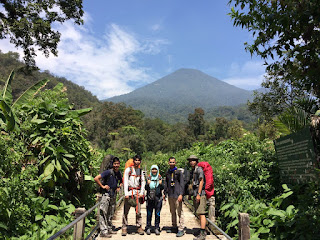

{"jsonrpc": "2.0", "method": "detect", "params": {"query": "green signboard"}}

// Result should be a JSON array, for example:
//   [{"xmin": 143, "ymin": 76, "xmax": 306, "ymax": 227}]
[{"xmin": 274, "ymin": 127, "xmax": 317, "ymax": 183}]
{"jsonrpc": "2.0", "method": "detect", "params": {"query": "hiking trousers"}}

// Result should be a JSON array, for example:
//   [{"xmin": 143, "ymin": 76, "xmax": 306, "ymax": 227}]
[
  {"xmin": 122, "ymin": 197, "xmax": 142, "ymax": 229},
  {"xmin": 168, "ymin": 197, "xmax": 184, "ymax": 231},
  {"xmin": 99, "ymin": 193, "xmax": 116, "ymax": 234},
  {"xmin": 146, "ymin": 198, "xmax": 163, "ymax": 230}
]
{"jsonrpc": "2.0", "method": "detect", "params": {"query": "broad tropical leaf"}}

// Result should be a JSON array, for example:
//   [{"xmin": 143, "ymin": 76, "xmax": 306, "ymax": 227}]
[
  {"xmin": 0, "ymin": 111, "xmax": 5, "ymax": 123},
  {"xmin": 52, "ymin": 83, "xmax": 64, "ymax": 93},
  {"xmin": 0, "ymin": 70, "xmax": 14, "ymax": 105},
  {"xmin": 72, "ymin": 108, "xmax": 92, "ymax": 117},
  {"xmin": 13, "ymin": 79, "xmax": 49, "ymax": 107},
  {"xmin": 274, "ymin": 106, "xmax": 310, "ymax": 135},
  {"xmin": 0, "ymin": 100, "xmax": 15, "ymax": 131},
  {"xmin": 273, "ymin": 119, "xmax": 291, "ymax": 136}
]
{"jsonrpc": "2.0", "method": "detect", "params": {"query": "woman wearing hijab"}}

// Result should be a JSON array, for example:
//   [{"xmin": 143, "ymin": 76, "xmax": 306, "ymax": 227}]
[{"xmin": 145, "ymin": 165, "xmax": 165, "ymax": 235}]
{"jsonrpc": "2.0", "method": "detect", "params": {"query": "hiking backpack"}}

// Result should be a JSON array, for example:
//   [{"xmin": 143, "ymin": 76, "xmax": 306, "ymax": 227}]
[
  {"xmin": 123, "ymin": 159, "xmax": 142, "ymax": 182},
  {"xmin": 98, "ymin": 154, "xmax": 115, "ymax": 193},
  {"xmin": 177, "ymin": 167, "xmax": 191, "ymax": 196},
  {"xmin": 197, "ymin": 162, "xmax": 214, "ymax": 199},
  {"xmin": 99, "ymin": 154, "xmax": 115, "ymax": 174}
]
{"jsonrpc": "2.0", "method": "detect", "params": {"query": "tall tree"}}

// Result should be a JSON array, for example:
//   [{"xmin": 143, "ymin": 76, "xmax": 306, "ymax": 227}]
[
  {"xmin": 229, "ymin": 0, "xmax": 320, "ymax": 117},
  {"xmin": 0, "ymin": 0, "xmax": 84, "ymax": 66},
  {"xmin": 188, "ymin": 108, "xmax": 205, "ymax": 138}
]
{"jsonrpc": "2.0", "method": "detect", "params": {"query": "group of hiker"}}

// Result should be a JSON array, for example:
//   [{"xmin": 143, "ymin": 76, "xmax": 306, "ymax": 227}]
[{"xmin": 94, "ymin": 154, "xmax": 214, "ymax": 240}]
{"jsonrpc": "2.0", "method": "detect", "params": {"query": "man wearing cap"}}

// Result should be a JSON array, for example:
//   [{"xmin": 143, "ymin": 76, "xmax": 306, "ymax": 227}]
[
  {"xmin": 94, "ymin": 157, "xmax": 122, "ymax": 238},
  {"xmin": 188, "ymin": 155, "xmax": 207, "ymax": 240}
]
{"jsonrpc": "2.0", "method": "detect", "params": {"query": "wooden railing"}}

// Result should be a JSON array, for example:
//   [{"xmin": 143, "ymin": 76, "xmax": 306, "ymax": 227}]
[
  {"xmin": 47, "ymin": 189, "xmax": 124, "ymax": 240},
  {"xmin": 183, "ymin": 196, "xmax": 251, "ymax": 240}
]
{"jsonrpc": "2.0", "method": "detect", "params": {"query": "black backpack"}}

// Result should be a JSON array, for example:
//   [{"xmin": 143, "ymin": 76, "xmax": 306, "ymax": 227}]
[
  {"xmin": 178, "ymin": 166, "xmax": 191, "ymax": 196},
  {"xmin": 99, "ymin": 154, "xmax": 115, "ymax": 174}
]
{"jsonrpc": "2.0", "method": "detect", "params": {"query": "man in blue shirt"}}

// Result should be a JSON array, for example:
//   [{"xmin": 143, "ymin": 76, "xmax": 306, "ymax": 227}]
[{"xmin": 94, "ymin": 157, "xmax": 122, "ymax": 238}]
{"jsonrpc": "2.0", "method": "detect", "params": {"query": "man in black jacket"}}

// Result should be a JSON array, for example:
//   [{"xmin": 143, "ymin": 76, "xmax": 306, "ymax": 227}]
[{"xmin": 164, "ymin": 157, "xmax": 185, "ymax": 237}]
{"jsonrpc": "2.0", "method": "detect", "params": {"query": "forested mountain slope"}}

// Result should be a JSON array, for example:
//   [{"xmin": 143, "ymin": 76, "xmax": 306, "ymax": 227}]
[
  {"xmin": 107, "ymin": 68, "xmax": 255, "ymax": 120},
  {"xmin": 0, "ymin": 51, "xmax": 256, "ymax": 126},
  {"xmin": 0, "ymin": 51, "xmax": 99, "ymax": 109}
]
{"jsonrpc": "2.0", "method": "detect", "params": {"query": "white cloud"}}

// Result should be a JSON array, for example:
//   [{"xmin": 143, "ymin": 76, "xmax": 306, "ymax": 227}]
[
  {"xmin": 141, "ymin": 39, "xmax": 170, "ymax": 55},
  {"xmin": 0, "ymin": 13, "xmax": 168, "ymax": 99},
  {"xmin": 222, "ymin": 61, "xmax": 266, "ymax": 90},
  {"xmin": 151, "ymin": 24, "xmax": 162, "ymax": 32}
]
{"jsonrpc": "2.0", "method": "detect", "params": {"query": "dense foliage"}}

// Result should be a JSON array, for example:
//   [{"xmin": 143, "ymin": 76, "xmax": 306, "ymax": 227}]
[
  {"xmin": 228, "ymin": 0, "xmax": 320, "ymax": 122},
  {"xmin": 0, "ymin": 74, "xmax": 101, "ymax": 239}
]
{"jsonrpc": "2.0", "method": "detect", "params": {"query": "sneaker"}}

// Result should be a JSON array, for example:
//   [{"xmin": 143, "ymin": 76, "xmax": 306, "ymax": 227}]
[
  {"xmin": 121, "ymin": 228, "xmax": 127, "ymax": 236},
  {"xmin": 137, "ymin": 226, "xmax": 144, "ymax": 235},
  {"xmin": 176, "ymin": 230, "xmax": 185, "ymax": 237},
  {"xmin": 146, "ymin": 228, "xmax": 151, "ymax": 235},
  {"xmin": 166, "ymin": 227, "xmax": 178, "ymax": 233},
  {"xmin": 109, "ymin": 229, "xmax": 117, "ymax": 235},
  {"xmin": 155, "ymin": 228, "xmax": 160, "ymax": 235}
]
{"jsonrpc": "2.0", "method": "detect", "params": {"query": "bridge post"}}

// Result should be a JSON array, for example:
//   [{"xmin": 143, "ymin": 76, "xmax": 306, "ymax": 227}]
[
  {"xmin": 73, "ymin": 208, "xmax": 86, "ymax": 240},
  {"xmin": 238, "ymin": 213, "xmax": 250, "ymax": 240},
  {"xmin": 96, "ymin": 194, "xmax": 102, "ymax": 221},
  {"xmin": 208, "ymin": 196, "xmax": 216, "ymax": 222}
]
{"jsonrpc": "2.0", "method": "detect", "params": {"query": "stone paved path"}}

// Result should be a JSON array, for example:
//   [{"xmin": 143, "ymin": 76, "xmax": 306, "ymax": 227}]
[{"xmin": 97, "ymin": 199, "xmax": 228, "ymax": 240}]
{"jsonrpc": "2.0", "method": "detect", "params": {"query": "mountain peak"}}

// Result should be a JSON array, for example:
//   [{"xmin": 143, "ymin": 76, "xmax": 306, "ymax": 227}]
[{"xmin": 108, "ymin": 68, "xmax": 254, "ymax": 119}]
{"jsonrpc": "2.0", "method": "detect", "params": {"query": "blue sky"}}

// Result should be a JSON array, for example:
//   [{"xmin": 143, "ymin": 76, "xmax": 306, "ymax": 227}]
[{"xmin": 0, "ymin": 0, "xmax": 266, "ymax": 99}]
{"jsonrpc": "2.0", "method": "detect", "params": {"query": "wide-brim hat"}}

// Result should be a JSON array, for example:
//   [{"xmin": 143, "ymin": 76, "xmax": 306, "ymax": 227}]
[{"xmin": 187, "ymin": 155, "xmax": 199, "ymax": 160}]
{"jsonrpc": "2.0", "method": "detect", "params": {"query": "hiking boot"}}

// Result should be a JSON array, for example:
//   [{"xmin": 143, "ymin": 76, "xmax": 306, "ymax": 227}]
[
  {"xmin": 137, "ymin": 226, "xmax": 144, "ymax": 235},
  {"xmin": 193, "ymin": 235, "xmax": 206, "ymax": 240},
  {"xmin": 121, "ymin": 228, "xmax": 127, "ymax": 236},
  {"xmin": 166, "ymin": 226, "xmax": 178, "ymax": 233},
  {"xmin": 155, "ymin": 228, "xmax": 160, "ymax": 235},
  {"xmin": 100, "ymin": 231, "xmax": 112, "ymax": 238},
  {"xmin": 176, "ymin": 230, "xmax": 185, "ymax": 237},
  {"xmin": 146, "ymin": 228, "xmax": 151, "ymax": 235},
  {"xmin": 193, "ymin": 231, "xmax": 206, "ymax": 240}
]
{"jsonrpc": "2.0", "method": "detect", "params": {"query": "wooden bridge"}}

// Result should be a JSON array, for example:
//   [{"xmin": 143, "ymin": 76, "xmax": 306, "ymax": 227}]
[
  {"xmin": 48, "ymin": 194, "xmax": 251, "ymax": 240},
  {"xmin": 96, "ymin": 198, "xmax": 228, "ymax": 240}
]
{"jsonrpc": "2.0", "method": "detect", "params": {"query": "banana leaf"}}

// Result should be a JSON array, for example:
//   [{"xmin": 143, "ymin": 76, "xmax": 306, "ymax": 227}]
[
  {"xmin": 13, "ymin": 79, "xmax": 49, "ymax": 107},
  {"xmin": 0, "ymin": 70, "xmax": 14, "ymax": 105}
]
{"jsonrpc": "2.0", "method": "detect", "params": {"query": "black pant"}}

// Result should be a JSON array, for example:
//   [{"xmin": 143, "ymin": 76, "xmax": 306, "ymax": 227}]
[{"xmin": 146, "ymin": 198, "xmax": 162, "ymax": 229}]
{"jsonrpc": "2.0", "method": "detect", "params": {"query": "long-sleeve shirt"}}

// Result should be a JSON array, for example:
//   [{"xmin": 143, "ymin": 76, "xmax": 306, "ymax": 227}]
[
  {"xmin": 123, "ymin": 167, "xmax": 146, "ymax": 197},
  {"xmin": 164, "ymin": 169, "xmax": 184, "ymax": 198}
]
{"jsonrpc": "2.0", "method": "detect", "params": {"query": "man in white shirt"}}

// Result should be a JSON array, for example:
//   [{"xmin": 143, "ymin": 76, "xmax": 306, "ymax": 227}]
[{"xmin": 122, "ymin": 155, "xmax": 146, "ymax": 236}]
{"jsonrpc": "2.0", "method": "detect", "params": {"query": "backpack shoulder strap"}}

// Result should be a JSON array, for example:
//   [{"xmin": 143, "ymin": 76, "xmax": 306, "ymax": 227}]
[
  {"xmin": 129, "ymin": 166, "xmax": 133, "ymax": 176},
  {"xmin": 172, "ymin": 169, "xmax": 181, "ymax": 183},
  {"xmin": 109, "ymin": 169, "xmax": 116, "ymax": 180}
]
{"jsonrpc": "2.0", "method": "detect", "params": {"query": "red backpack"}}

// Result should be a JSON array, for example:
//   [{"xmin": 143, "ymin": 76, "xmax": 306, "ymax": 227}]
[{"xmin": 197, "ymin": 162, "xmax": 214, "ymax": 199}]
